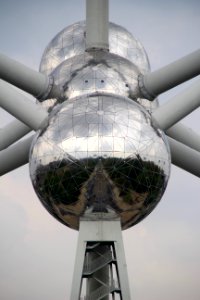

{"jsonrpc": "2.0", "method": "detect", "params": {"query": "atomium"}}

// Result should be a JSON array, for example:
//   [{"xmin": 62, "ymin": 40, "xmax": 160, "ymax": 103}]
[
  {"xmin": 28, "ymin": 13, "xmax": 171, "ymax": 231},
  {"xmin": 29, "ymin": 93, "xmax": 171, "ymax": 230},
  {"xmin": 0, "ymin": 1, "xmax": 199, "ymax": 299}
]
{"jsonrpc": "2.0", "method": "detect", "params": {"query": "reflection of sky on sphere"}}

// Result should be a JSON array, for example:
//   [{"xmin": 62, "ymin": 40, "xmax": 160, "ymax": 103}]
[
  {"xmin": 38, "ymin": 21, "xmax": 158, "ymax": 113},
  {"xmin": 34, "ymin": 94, "xmax": 168, "ymax": 163},
  {"xmin": 40, "ymin": 21, "xmax": 150, "ymax": 76}
]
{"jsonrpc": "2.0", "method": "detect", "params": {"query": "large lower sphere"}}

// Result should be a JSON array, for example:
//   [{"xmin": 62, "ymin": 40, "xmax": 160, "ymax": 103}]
[{"xmin": 29, "ymin": 94, "xmax": 171, "ymax": 230}]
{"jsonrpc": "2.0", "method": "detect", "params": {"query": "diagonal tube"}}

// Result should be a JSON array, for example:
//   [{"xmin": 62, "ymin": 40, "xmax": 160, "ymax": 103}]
[
  {"xmin": 0, "ymin": 80, "xmax": 48, "ymax": 131},
  {"xmin": 0, "ymin": 135, "xmax": 33, "ymax": 176},
  {"xmin": 0, "ymin": 120, "xmax": 32, "ymax": 151},
  {"xmin": 168, "ymin": 137, "xmax": 200, "ymax": 178},
  {"xmin": 166, "ymin": 123, "xmax": 200, "ymax": 152},
  {"xmin": 0, "ymin": 53, "xmax": 60, "ymax": 100},
  {"xmin": 152, "ymin": 78, "xmax": 200, "ymax": 130},
  {"xmin": 139, "ymin": 49, "xmax": 200, "ymax": 99}
]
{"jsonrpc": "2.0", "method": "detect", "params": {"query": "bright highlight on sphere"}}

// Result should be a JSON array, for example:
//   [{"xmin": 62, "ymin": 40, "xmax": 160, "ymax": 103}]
[
  {"xmin": 29, "ymin": 94, "xmax": 171, "ymax": 230},
  {"xmin": 49, "ymin": 51, "xmax": 159, "ymax": 113},
  {"xmin": 39, "ymin": 21, "xmax": 150, "ymax": 76}
]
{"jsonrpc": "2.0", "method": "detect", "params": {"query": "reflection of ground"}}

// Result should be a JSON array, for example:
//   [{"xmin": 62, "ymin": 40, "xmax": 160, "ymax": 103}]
[
  {"xmin": 34, "ymin": 155, "xmax": 166, "ymax": 230},
  {"xmin": 94, "ymin": 166, "xmax": 149, "ymax": 229}
]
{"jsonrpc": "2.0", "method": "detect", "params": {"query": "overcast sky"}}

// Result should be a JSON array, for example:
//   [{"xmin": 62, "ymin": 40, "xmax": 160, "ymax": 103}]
[{"xmin": 0, "ymin": 0, "xmax": 200, "ymax": 299}]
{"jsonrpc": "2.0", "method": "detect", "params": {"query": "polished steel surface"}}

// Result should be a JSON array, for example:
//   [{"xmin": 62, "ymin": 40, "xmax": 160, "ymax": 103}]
[
  {"xmin": 38, "ymin": 21, "xmax": 158, "ymax": 113},
  {"xmin": 39, "ymin": 21, "xmax": 150, "ymax": 76},
  {"xmin": 39, "ymin": 50, "xmax": 158, "ymax": 113},
  {"xmin": 52, "ymin": 51, "xmax": 140, "ymax": 100},
  {"xmin": 30, "ymin": 94, "xmax": 170, "ymax": 230},
  {"xmin": 49, "ymin": 51, "xmax": 158, "ymax": 112}
]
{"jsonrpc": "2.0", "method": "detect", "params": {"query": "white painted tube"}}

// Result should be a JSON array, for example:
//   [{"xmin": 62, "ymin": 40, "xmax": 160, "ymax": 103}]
[
  {"xmin": 86, "ymin": 0, "xmax": 109, "ymax": 50},
  {"xmin": 0, "ymin": 135, "xmax": 33, "ymax": 176},
  {"xmin": 0, "ymin": 97, "xmax": 52, "ymax": 150},
  {"xmin": 152, "ymin": 79, "xmax": 200, "ymax": 130},
  {"xmin": 168, "ymin": 137, "xmax": 200, "ymax": 178},
  {"xmin": 0, "ymin": 80, "xmax": 48, "ymax": 131},
  {"xmin": 166, "ymin": 123, "xmax": 200, "ymax": 152},
  {"xmin": 139, "ymin": 49, "xmax": 200, "ymax": 99},
  {"xmin": 0, "ymin": 120, "xmax": 31, "ymax": 151},
  {"xmin": 0, "ymin": 53, "xmax": 60, "ymax": 99}
]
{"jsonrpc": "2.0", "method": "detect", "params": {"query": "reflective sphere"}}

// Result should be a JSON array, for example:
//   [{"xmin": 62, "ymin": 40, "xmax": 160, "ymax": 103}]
[
  {"xmin": 39, "ymin": 21, "xmax": 150, "ymax": 76},
  {"xmin": 52, "ymin": 51, "xmax": 140, "ymax": 101},
  {"xmin": 30, "ymin": 94, "xmax": 170, "ymax": 230},
  {"xmin": 49, "ymin": 51, "xmax": 158, "ymax": 112},
  {"xmin": 39, "ymin": 49, "xmax": 159, "ymax": 113}
]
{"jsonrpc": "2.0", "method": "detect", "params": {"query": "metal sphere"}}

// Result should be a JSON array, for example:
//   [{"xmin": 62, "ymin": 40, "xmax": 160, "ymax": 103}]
[
  {"xmin": 53, "ymin": 51, "xmax": 140, "ymax": 101},
  {"xmin": 39, "ymin": 21, "xmax": 150, "ymax": 76},
  {"xmin": 39, "ymin": 50, "xmax": 159, "ymax": 113},
  {"xmin": 50, "ymin": 51, "xmax": 158, "ymax": 112},
  {"xmin": 29, "ymin": 94, "xmax": 171, "ymax": 231}
]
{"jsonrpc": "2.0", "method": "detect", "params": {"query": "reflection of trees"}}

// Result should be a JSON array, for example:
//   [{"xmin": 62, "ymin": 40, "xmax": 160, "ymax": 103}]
[
  {"xmin": 35, "ymin": 158, "xmax": 97, "ymax": 205},
  {"xmin": 36, "ymin": 155, "xmax": 165, "ymax": 212},
  {"xmin": 103, "ymin": 154, "xmax": 165, "ymax": 207}
]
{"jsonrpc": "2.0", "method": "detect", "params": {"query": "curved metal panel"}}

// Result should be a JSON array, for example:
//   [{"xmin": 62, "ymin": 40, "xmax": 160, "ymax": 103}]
[
  {"xmin": 39, "ymin": 51, "xmax": 158, "ymax": 112},
  {"xmin": 39, "ymin": 21, "xmax": 150, "ymax": 76}
]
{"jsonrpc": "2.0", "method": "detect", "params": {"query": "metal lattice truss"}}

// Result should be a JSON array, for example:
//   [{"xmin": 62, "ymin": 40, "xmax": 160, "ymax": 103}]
[{"xmin": 0, "ymin": 0, "xmax": 200, "ymax": 179}]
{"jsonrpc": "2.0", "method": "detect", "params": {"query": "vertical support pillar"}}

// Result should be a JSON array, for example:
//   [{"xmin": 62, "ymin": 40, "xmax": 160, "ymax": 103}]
[
  {"xmin": 70, "ymin": 215, "xmax": 131, "ymax": 300},
  {"xmin": 86, "ymin": 0, "xmax": 109, "ymax": 50},
  {"xmin": 86, "ymin": 244, "xmax": 110, "ymax": 300}
]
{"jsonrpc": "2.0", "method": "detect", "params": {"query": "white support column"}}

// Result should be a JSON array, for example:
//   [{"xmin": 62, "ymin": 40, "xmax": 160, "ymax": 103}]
[
  {"xmin": 166, "ymin": 123, "xmax": 200, "ymax": 152},
  {"xmin": 70, "ymin": 216, "xmax": 131, "ymax": 300},
  {"xmin": 168, "ymin": 137, "xmax": 200, "ymax": 177},
  {"xmin": 70, "ymin": 227, "xmax": 86, "ymax": 300},
  {"xmin": 86, "ymin": 0, "xmax": 109, "ymax": 51},
  {"xmin": 0, "ymin": 53, "xmax": 60, "ymax": 100},
  {"xmin": 0, "ymin": 120, "xmax": 31, "ymax": 150},
  {"xmin": 152, "ymin": 79, "xmax": 200, "ymax": 130},
  {"xmin": 0, "ymin": 135, "xmax": 33, "ymax": 176},
  {"xmin": 139, "ymin": 49, "xmax": 200, "ymax": 99},
  {"xmin": 86, "ymin": 245, "xmax": 110, "ymax": 300},
  {"xmin": 0, "ymin": 80, "xmax": 48, "ymax": 131}
]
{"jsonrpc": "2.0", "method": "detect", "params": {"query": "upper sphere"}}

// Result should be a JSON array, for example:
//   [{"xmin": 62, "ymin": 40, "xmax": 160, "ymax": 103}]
[{"xmin": 39, "ymin": 21, "xmax": 150, "ymax": 76}]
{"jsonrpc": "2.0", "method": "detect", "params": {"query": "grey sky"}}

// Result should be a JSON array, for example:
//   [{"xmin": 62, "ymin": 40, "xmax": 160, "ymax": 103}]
[{"xmin": 0, "ymin": 1, "xmax": 200, "ymax": 299}]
